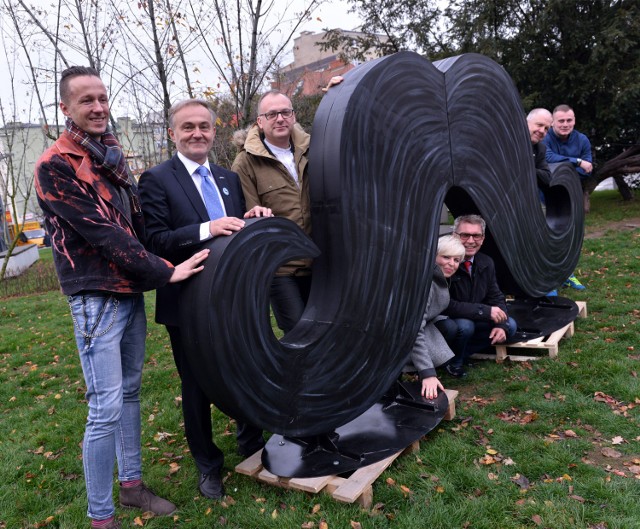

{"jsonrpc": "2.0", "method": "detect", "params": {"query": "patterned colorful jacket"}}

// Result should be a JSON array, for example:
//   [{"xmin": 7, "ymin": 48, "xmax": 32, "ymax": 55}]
[{"xmin": 35, "ymin": 131, "xmax": 174, "ymax": 295}]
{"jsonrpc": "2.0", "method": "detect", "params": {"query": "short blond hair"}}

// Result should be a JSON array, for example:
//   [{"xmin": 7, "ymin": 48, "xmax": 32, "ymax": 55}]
[{"xmin": 437, "ymin": 234, "xmax": 466, "ymax": 260}]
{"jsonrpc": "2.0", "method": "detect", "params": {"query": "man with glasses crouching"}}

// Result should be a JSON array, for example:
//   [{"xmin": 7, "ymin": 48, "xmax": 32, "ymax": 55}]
[
  {"xmin": 232, "ymin": 90, "xmax": 312, "ymax": 334},
  {"xmin": 436, "ymin": 214, "xmax": 517, "ymax": 377}
]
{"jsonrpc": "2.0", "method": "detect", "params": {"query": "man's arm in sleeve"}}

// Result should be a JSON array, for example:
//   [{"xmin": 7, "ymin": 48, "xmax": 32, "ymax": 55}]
[
  {"xmin": 138, "ymin": 169, "xmax": 204, "ymax": 262},
  {"xmin": 36, "ymin": 155, "xmax": 173, "ymax": 285}
]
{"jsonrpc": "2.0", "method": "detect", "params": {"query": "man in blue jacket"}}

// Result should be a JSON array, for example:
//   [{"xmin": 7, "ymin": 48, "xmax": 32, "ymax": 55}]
[
  {"xmin": 542, "ymin": 104, "xmax": 590, "ymax": 289},
  {"xmin": 542, "ymin": 104, "xmax": 593, "ymax": 184}
]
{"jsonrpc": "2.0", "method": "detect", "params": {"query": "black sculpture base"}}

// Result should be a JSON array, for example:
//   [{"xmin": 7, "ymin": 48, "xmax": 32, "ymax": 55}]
[
  {"xmin": 507, "ymin": 295, "xmax": 580, "ymax": 343},
  {"xmin": 261, "ymin": 379, "xmax": 448, "ymax": 478}
]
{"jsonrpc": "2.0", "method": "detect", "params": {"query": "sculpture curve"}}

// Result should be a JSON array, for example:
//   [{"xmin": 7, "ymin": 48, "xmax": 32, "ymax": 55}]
[{"xmin": 181, "ymin": 51, "xmax": 584, "ymax": 437}]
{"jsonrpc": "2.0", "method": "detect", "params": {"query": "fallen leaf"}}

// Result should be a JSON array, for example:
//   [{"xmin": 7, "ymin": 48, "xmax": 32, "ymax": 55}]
[
  {"xmin": 564, "ymin": 430, "xmax": 578, "ymax": 438},
  {"xmin": 319, "ymin": 521, "xmax": 328, "ymax": 529},
  {"xmin": 570, "ymin": 494, "xmax": 586, "ymax": 503},
  {"xmin": 531, "ymin": 514, "xmax": 543, "ymax": 526},
  {"xmin": 511, "ymin": 474, "xmax": 530, "ymax": 490},
  {"xmin": 133, "ymin": 517, "xmax": 144, "ymax": 527},
  {"xmin": 168, "ymin": 462, "xmax": 180, "ymax": 474},
  {"xmin": 400, "ymin": 485, "xmax": 412, "ymax": 495},
  {"xmin": 301, "ymin": 523, "xmax": 315, "ymax": 529},
  {"xmin": 611, "ymin": 436, "xmax": 625, "ymax": 445},
  {"xmin": 311, "ymin": 504, "xmax": 321, "ymax": 514},
  {"xmin": 479, "ymin": 455, "xmax": 496, "ymax": 465},
  {"xmin": 350, "ymin": 522, "xmax": 362, "ymax": 529},
  {"xmin": 386, "ymin": 477, "xmax": 396, "ymax": 486},
  {"xmin": 601, "ymin": 447, "xmax": 622, "ymax": 458}
]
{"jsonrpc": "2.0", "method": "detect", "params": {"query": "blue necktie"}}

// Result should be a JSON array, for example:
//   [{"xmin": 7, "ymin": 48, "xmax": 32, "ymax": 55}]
[{"xmin": 196, "ymin": 165, "xmax": 225, "ymax": 220}]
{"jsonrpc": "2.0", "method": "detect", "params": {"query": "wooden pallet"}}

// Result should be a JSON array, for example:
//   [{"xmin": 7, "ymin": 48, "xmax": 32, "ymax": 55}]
[
  {"xmin": 472, "ymin": 301, "xmax": 587, "ymax": 363},
  {"xmin": 234, "ymin": 388, "xmax": 458, "ymax": 509}
]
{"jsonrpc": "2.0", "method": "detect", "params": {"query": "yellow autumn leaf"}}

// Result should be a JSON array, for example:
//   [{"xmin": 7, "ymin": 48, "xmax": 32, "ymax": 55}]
[
  {"xmin": 168, "ymin": 462, "xmax": 181, "ymax": 474},
  {"xmin": 312, "ymin": 503, "xmax": 321, "ymax": 514},
  {"xmin": 271, "ymin": 509, "xmax": 278, "ymax": 519},
  {"xmin": 319, "ymin": 521, "xmax": 329, "ymax": 529},
  {"xmin": 486, "ymin": 448, "xmax": 498, "ymax": 455},
  {"xmin": 133, "ymin": 516, "xmax": 144, "ymax": 526},
  {"xmin": 435, "ymin": 486, "xmax": 445, "ymax": 493},
  {"xmin": 350, "ymin": 521, "xmax": 362, "ymax": 529}
]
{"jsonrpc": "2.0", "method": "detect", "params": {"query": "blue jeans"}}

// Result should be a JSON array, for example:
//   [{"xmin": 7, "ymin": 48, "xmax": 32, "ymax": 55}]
[
  {"xmin": 68, "ymin": 293, "xmax": 146, "ymax": 520},
  {"xmin": 436, "ymin": 317, "xmax": 517, "ymax": 368}
]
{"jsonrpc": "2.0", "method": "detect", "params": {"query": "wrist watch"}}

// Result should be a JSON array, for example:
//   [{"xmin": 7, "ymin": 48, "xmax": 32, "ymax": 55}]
[{"xmin": 576, "ymin": 158, "xmax": 583, "ymax": 165}]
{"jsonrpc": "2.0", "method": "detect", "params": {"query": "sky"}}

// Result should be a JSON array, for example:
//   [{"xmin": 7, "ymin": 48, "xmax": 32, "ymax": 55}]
[
  {"xmin": 0, "ymin": 0, "xmax": 363, "ymax": 124},
  {"xmin": 296, "ymin": 1, "xmax": 362, "ymax": 33}
]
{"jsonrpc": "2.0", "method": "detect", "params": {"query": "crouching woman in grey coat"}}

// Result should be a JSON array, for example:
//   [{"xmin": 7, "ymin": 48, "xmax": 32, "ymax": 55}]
[{"xmin": 410, "ymin": 235, "xmax": 466, "ymax": 399}]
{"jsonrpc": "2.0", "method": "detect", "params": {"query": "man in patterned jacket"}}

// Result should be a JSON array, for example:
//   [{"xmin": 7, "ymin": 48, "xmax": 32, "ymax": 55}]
[{"xmin": 35, "ymin": 66, "xmax": 208, "ymax": 529}]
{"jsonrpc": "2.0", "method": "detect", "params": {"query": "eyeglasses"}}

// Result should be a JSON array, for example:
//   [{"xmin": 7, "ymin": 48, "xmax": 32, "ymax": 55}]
[
  {"xmin": 259, "ymin": 109, "xmax": 294, "ymax": 121},
  {"xmin": 455, "ymin": 232, "xmax": 485, "ymax": 241}
]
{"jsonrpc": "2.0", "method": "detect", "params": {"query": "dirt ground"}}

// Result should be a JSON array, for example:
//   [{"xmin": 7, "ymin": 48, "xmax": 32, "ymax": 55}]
[{"xmin": 584, "ymin": 216, "xmax": 640, "ymax": 239}]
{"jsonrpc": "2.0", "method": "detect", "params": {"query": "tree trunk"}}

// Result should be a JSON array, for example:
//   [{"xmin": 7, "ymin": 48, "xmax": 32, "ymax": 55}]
[
  {"xmin": 585, "ymin": 145, "xmax": 640, "ymax": 202},
  {"xmin": 613, "ymin": 175, "xmax": 634, "ymax": 201}
]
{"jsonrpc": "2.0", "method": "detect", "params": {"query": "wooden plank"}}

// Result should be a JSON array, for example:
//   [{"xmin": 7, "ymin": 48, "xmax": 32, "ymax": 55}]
[
  {"xmin": 443, "ymin": 389, "xmax": 458, "ymax": 420},
  {"xmin": 288, "ymin": 475, "xmax": 334, "ymax": 493},
  {"xmin": 331, "ymin": 452, "xmax": 400, "ymax": 504},
  {"xmin": 234, "ymin": 449, "xmax": 263, "ymax": 476},
  {"xmin": 473, "ymin": 302, "xmax": 587, "ymax": 363},
  {"xmin": 257, "ymin": 467, "xmax": 284, "ymax": 485},
  {"xmin": 576, "ymin": 300, "xmax": 587, "ymax": 318}
]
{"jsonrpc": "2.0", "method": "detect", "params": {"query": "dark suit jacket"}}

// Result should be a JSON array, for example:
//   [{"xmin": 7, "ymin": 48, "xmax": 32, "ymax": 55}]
[
  {"xmin": 138, "ymin": 155, "xmax": 246, "ymax": 326},
  {"xmin": 444, "ymin": 251, "xmax": 510, "ymax": 331}
]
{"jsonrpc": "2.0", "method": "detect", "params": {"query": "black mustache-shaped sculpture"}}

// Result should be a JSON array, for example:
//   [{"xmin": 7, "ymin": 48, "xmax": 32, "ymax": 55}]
[{"xmin": 180, "ymin": 52, "xmax": 583, "ymax": 444}]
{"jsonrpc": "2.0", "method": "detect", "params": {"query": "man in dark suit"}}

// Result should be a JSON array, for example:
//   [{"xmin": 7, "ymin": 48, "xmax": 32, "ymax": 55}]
[
  {"xmin": 437, "ymin": 215, "xmax": 517, "ymax": 378},
  {"xmin": 138, "ymin": 99, "xmax": 271, "ymax": 499}
]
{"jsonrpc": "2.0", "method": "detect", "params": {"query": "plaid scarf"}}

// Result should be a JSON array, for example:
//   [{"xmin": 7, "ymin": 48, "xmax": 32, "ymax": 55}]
[{"xmin": 66, "ymin": 119, "xmax": 141, "ymax": 216}]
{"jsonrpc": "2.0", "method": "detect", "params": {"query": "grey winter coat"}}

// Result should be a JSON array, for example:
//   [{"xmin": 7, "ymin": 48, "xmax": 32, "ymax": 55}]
[{"xmin": 409, "ymin": 266, "xmax": 455, "ymax": 379}]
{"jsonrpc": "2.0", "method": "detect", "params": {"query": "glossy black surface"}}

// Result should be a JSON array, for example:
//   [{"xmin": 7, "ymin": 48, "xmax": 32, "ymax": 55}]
[
  {"xmin": 180, "ymin": 52, "xmax": 584, "ymax": 437},
  {"xmin": 261, "ymin": 380, "xmax": 449, "ymax": 478},
  {"xmin": 507, "ymin": 296, "xmax": 580, "ymax": 343}
]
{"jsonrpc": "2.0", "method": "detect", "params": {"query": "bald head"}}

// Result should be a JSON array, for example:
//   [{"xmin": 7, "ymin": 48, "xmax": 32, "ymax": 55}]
[{"xmin": 527, "ymin": 108, "xmax": 552, "ymax": 144}]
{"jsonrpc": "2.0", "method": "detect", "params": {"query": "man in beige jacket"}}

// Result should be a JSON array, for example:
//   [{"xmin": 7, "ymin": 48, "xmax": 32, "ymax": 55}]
[{"xmin": 232, "ymin": 90, "xmax": 311, "ymax": 333}]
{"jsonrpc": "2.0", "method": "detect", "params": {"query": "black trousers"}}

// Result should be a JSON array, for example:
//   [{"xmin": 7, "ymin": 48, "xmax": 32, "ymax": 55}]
[
  {"xmin": 166, "ymin": 325, "xmax": 264, "ymax": 475},
  {"xmin": 270, "ymin": 275, "xmax": 312, "ymax": 333}
]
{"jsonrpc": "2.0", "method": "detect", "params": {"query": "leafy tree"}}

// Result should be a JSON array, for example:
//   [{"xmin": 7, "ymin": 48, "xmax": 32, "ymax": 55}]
[{"xmin": 325, "ymin": 0, "xmax": 640, "ymax": 200}]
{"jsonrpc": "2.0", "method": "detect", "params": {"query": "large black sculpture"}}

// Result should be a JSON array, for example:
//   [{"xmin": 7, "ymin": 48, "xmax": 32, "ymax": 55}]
[{"xmin": 180, "ymin": 52, "xmax": 583, "ymax": 463}]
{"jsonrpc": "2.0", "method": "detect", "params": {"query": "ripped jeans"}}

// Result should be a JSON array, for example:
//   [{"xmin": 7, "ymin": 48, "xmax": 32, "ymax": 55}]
[{"xmin": 67, "ymin": 292, "xmax": 146, "ymax": 521}]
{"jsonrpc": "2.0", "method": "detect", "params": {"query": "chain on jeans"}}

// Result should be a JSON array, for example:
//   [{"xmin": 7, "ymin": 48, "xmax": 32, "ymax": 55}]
[{"xmin": 68, "ymin": 295, "xmax": 119, "ymax": 344}]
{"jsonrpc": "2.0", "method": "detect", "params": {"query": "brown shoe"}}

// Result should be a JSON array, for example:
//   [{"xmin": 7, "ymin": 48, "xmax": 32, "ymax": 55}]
[
  {"xmin": 119, "ymin": 482, "xmax": 176, "ymax": 516},
  {"xmin": 90, "ymin": 518, "xmax": 121, "ymax": 529}
]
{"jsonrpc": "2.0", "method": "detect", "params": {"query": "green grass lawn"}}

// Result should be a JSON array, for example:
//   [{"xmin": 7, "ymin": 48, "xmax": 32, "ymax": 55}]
[{"xmin": 1, "ymin": 191, "xmax": 638, "ymax": 529}]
